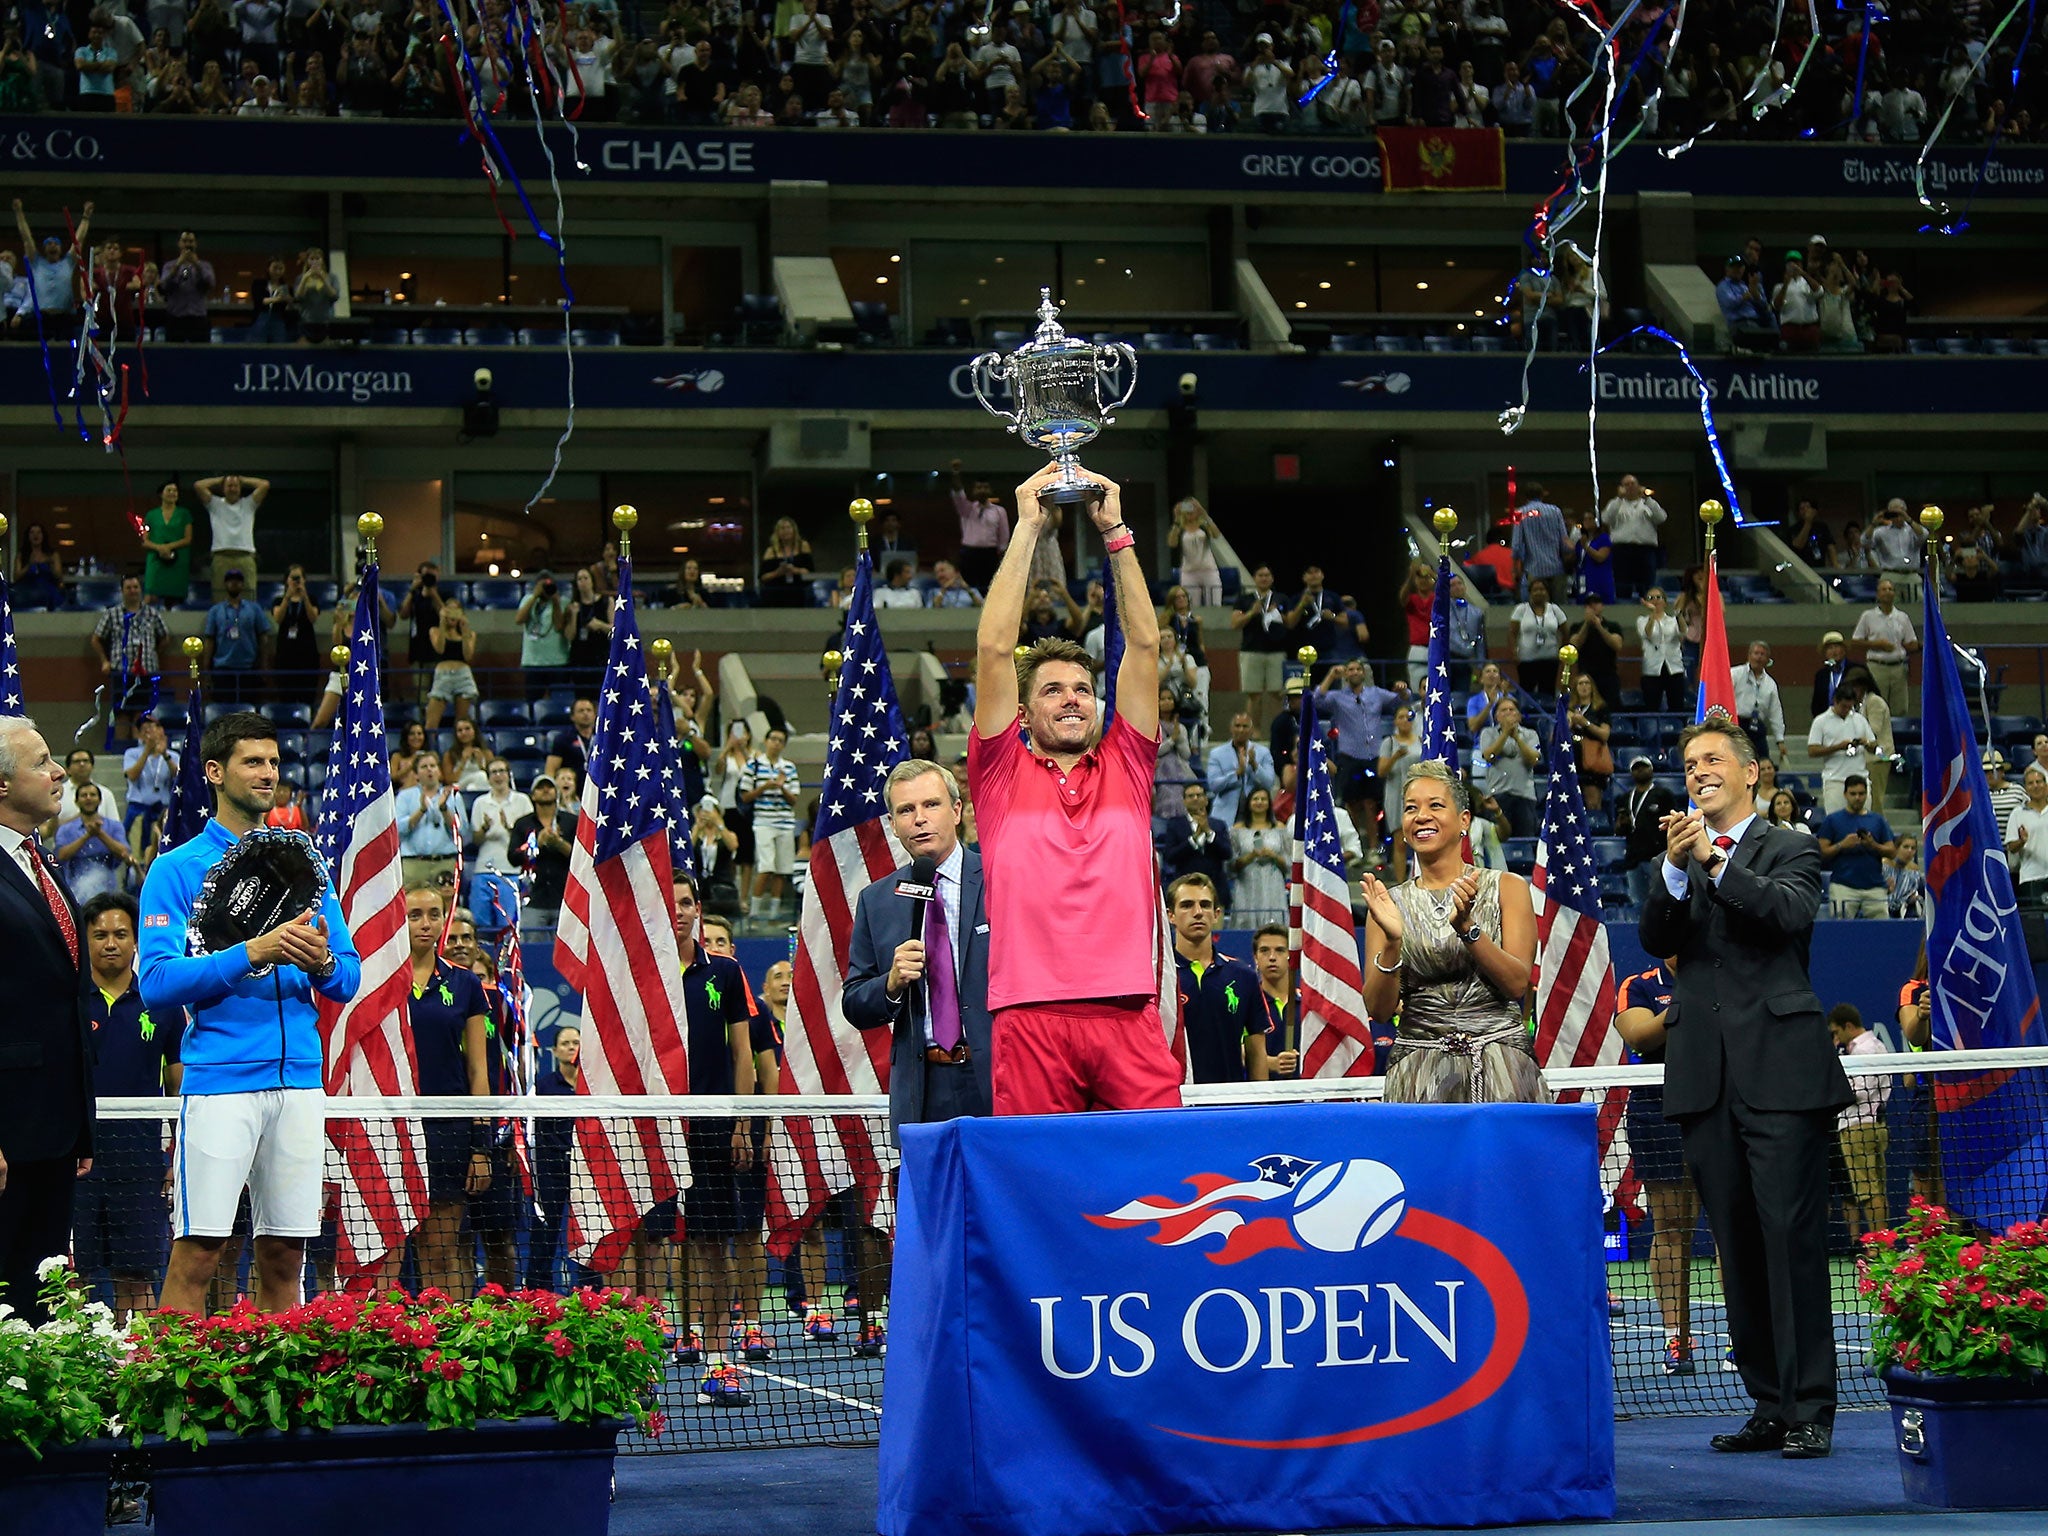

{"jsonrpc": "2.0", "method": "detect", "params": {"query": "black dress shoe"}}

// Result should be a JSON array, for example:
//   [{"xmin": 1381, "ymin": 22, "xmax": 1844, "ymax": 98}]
[
  {"xmin": 1781, "ymin": 1423, "xmax": 1832, "ymax": 1459},
  {"xmin": 1710, "ymin": 1415, "xmax": 1787, "ymax": 1452}
]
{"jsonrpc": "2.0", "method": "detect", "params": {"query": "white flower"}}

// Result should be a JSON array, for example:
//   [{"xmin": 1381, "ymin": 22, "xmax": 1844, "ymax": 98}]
[
  {"xmin": 1, "ymin": 1319, "xmax": 32, "ymax": 1337},
  {"xmin": 104, "ymin": 1415, "xmax": 125, "ymax": 1436},
  {"xmin": 0, "ymin": 1303, "xmax": 14, "ymax": 1321},
  {"xmin": 4, "ymin": 1375, "xmax": 26, "ymax": 1392},
  {"xmin": 82, "ymin": 1301, "xmax": 114, "ymax": 1324},
  {"xmin": 34, "ymin": 1256, "xmax": 68, "ymax": 1281}
]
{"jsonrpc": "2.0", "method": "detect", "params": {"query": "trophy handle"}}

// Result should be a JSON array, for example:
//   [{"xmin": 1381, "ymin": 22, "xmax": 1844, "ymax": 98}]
[
  {"xmin": 969, "ymin": 351, "xmax": 1018, "ymax": 429},
  {"xmin": 1096, "ymin": 342, "xmax": 1139, "ymax": 421}
]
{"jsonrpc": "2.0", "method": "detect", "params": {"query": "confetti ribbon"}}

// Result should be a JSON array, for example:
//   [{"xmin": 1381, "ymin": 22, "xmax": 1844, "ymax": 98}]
[
  {"xmin": 1591, "ymin": 324, "xmax": 1744, "ymax": 523},
  {"xmin": 1916, "ymin": 0, "xmax": 2038, "ymax": 235}
]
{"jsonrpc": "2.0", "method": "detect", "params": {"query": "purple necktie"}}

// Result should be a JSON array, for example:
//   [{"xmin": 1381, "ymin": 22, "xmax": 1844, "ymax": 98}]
[{"xmin": 927, "ymin": 881, "xmax": 962, "ymax": 1053}]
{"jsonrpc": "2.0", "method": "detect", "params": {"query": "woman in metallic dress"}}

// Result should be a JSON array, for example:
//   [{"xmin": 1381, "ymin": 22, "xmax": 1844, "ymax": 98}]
[{"xmin": 1359, "ymin": 761, "xmax": 1545, "ymax": 1103}]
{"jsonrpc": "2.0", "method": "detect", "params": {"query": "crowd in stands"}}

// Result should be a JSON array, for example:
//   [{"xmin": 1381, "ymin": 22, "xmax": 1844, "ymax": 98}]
[
  {"xmin": 1785, "ymin": 490, "xmax": 2048, "ymax": 598},
  {"xmin": 1708, "ymin": 232, "xmax": 1924, "ymax": 355},
  {"xmin": 0, "ymin": 0, "xmax": 2039, "ymax": 139},
  {"xmin": 33, "ymin": 460, "xmax": 2044, "ymax": 933}
]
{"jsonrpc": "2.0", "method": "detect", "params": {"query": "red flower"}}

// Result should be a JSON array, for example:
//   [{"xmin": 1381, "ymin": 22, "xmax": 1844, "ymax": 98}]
[
  {"xmin": 578, "ymin": 1290, "xmax": 604, "ymax": 1313},
  {"xmin": 354, "ymin": 1372, "xmax": 375, "ymax": 1387},
  {"xmin": 1964, "ymin": 1276, "xmax": 1988, "ymax": 1295},
  {"xmin": 625, "ymin": 1338, "xmax": 647, "ymax": 1354},
  {"xmin": 479, "ymin": 1283, "xmax": 507, "ymax": 1299},
  {"xmin": 646, "ymin": 1411, "xmax": 667, "ymax": 1437},
  {"xmin": 1895, "ymin": 1255, "xmax": 1926, "ymax": 1277},
  {"xmin": 546, "ymin": 1330, "xmax": 575, "ymax": 1359},
  {"xmin": 439, "ymin": 1358, "xmax": 465, "ymax": 1380}
]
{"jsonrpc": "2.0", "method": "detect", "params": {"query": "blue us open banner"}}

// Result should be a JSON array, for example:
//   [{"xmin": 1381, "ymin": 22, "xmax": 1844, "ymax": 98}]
[{"xmin": 880, "ymin": 1103, "xmax": 1614, "ymax": 1536}]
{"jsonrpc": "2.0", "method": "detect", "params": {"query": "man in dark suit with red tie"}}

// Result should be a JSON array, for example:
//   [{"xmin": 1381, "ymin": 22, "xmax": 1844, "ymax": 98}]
[
  {"xmin": 0, "ymin": 717, "xmax": 95, "ymax": 1322},
  {"xmin": 1641, "ymin": 713, "xmax": 1851, "ymax": 1460},
  {"xmin": 845, "ymin": 758, "xmax": 993, "ymax": 1136}
]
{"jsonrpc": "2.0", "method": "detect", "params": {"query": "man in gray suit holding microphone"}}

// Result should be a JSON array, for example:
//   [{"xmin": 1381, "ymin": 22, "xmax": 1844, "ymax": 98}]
[{"xmin": 845, "ymin": 759, "xmax": 993, "ymax": 1134}]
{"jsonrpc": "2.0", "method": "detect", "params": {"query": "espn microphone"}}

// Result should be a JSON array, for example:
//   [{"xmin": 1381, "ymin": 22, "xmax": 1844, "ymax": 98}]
[{"xmin": 896, "ymin": 854, "xmax": 937, "ymax": 905}]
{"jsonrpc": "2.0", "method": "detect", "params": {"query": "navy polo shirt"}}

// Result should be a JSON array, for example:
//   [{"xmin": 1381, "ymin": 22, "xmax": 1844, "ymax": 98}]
[
  {"xmin": 681, "ymin": 945, "xmax": 752, "ymax": 1096},
  {"xmin": 477, "ymin": 978, "xmax": 513, "ymax": 1095},
  {"xmin": 411, "ymin": 959, "xmax": 490, "ymax": 1097},
  {"xmin": 750, "ymin": 1006, "xmax": 785, "ymax": 1069},
  {"xmin": 91, "ymin": 976, "xmax": 184, "ymax": 1097},
  {"xmin": 1176, "ymin": 949, "xmax": 1265, "ymax": 1085}
]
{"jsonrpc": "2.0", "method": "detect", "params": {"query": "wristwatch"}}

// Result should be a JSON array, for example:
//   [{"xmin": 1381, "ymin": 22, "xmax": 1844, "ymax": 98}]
[{"xmin": 1459, "ymin": 924, "xmax": 1484, "ymax": 946}]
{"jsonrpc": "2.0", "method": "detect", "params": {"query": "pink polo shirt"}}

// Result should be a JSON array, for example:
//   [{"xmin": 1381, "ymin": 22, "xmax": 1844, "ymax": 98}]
[{"xmin": 968, "ymin": 714, "xmax": 1160, "ymax": 1012}]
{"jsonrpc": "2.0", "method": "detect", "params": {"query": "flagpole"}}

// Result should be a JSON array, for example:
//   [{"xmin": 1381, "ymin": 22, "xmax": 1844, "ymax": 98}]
[
  {"xmin": 185, "ymin": 634, "xmax": 205, "ymax": 691},
  {"xmin": 1285, "ymin": 645, "xmax": 1316, "ymax": 1071},
  {"xmin": 1920, "ymin": 505, "xmax": 1945, "ymax": 624}
]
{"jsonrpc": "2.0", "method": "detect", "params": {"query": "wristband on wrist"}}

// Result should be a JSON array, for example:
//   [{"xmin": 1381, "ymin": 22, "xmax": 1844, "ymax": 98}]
[{"xmin": 1103, "ymin": 526, "xmax": 1135, "ymax": 554}]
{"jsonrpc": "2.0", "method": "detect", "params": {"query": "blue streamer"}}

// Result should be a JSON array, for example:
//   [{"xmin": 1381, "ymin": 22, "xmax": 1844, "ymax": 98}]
[
  {"xmin": 1914, "ymin": 0, "xmax": 2034, "ymax": 232},
  {"xmin": 437, "ymin": 0, "xmax": 579, "ymax": 509},
  {"xmin": 1590, "ymin": 324, "xmax": 1744, "ymax": 524}
]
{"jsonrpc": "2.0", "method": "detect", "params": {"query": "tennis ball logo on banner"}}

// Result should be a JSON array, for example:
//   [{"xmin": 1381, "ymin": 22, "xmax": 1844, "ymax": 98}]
[{"xmin": 1035, "ymin": 1154, "xmax": 1531, "ymax": 1446}]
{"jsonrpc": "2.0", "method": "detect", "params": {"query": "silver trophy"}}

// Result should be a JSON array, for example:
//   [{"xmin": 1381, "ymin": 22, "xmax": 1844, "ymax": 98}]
[{"xmin": 970, "ymin": 288, "xmax": 1137, "ymax": 507}]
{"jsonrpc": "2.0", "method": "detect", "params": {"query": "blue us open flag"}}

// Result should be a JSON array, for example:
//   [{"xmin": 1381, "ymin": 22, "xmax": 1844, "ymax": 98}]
[{"xmin": 1920, "ymin": 576, "xmax": 2048, "ymax": 1231}]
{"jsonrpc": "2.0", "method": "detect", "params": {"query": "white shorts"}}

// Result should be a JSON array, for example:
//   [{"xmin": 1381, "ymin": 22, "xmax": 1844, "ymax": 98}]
[
  {"xmin": 174, "ymin": 1088, "xmax": 326, "ymax": 1240},
  {"xmin": 756, "ymin": 824, "xmax": 797, "ymax": 876}
]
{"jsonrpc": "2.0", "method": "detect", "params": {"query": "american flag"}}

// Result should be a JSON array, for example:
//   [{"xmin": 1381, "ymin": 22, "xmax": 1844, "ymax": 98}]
[
  {"xmin": 651, "ymin": 677, "xmax": 695, "ymax": 877},
  {"xmin": 1292, "ymin": 693, "xmax": 1374, "ymax": 1079},
  {"xmin": 553, "ymin": 556, "xmax": 692, "ymax": 1273},
  {"xmin": 0, "ymin": 566, "xmax": 19, "ymax": 711},
  {"xmin": 1098, "ymin": 559, "xmax": 1187, "ymax": 1076},
  {"xmin": 1530, "ymin": 692, "xmax": 1633, "ymax": 1204},
  {"xmin": 765, "ymin": 549, "xmax": 908, "ymax": 1259},
  {"xmin": 317, "ymin": 566, "xmax": 430, "ymax": 1283},
  {"xmin": 1419, "ymin": 553, "xmax": 1460, "ymax": 771},
  {"xmin": 162, "ymin": 673, "xmax": 208, "ymax": 852}
]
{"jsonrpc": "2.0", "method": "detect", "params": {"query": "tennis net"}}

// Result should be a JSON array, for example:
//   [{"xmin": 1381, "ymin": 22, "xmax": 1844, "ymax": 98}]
[{"xmin": 86, "ymin": 1046, "xmax": 2048, "ymax": 1450}]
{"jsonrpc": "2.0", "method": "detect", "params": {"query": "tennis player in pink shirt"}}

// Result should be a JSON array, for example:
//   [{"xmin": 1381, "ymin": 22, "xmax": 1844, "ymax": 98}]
[{"xmin": 968, "ymin": 462, "xmax": 1183, "ymax": 1115}]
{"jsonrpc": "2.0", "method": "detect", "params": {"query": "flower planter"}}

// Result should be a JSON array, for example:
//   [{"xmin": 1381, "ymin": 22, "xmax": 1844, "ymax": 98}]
[
  {"xmin": 145, "ymin": 1417, "xmax": 624, "ymax": 1536},
  {"xmin": 1883, "ymin": 1366, "xmax": 2048, "ymax": 1509},
  {"xmin": 0, "ymin": 1438, "xmax": 121, "ymax": 1536}
]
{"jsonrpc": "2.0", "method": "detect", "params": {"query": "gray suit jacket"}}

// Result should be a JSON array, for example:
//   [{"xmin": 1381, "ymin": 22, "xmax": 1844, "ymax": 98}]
[
  {"xmin": 843, "ymin": 849, "xmax": 993, "ymax": 1135},
  {"xmin": 1638, "ymin": 817, "xmax": 1851, "ymax": 1118}
]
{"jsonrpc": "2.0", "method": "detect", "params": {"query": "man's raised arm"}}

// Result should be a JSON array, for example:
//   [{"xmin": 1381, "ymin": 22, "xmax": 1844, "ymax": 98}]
[
  {"xmin": 1095, "ymin": 473, "xmax": 1159, "ymax": 739},
  {"xmin": 974, "ymin": 464, "xmax": 1062, "ymax": 738}
]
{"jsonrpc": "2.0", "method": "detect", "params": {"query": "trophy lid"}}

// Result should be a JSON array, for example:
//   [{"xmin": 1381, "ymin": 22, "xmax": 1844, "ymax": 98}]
[{"xmin": 1019, "ymin": 286, "xmax": 1086, "ymax": 355}]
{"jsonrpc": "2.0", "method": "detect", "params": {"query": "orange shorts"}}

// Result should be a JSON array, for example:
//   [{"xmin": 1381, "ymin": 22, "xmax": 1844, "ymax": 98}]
[{"xmin": 991, "ymin": 999, "xmax": 1185, "ymax": 1116}]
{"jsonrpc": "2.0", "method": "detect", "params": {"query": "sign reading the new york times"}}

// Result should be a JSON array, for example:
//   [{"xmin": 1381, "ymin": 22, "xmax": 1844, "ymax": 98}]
[{"xmin": 233, "ymin": 362, "xmax": 414, "ymax": 404}]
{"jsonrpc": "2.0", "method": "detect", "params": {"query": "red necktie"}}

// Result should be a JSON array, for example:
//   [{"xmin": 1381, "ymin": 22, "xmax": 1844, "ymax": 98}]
[
  {"xmin": 30, "ymin": 848, "xmax": 78, "ymax": 967},
  {"xmin": 1714, "ymin": 834, "xmax": 1736, "ymax": 854}
]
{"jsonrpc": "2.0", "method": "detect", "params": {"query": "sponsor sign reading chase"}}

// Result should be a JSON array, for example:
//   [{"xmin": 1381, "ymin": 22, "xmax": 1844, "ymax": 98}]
[{"xmin": 879, "ymin": 1103, "xmax": 1613, "ymax": 1536}]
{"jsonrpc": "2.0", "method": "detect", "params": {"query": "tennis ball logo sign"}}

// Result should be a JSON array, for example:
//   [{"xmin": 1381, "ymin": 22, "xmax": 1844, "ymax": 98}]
[
  {"xmin": 1039, "ymin": 1153, "xmax": 1532, "ymax": 1445},
  {"xmin": 1289, "ymin": 1159, "xmax": 1407, "ymax": 1253}
]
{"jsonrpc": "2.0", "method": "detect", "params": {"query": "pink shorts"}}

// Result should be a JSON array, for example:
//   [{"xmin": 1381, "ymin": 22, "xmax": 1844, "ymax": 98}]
[{"xmin": 991, "ymin": 999, "xmax": 1185, "ymax": 1116}]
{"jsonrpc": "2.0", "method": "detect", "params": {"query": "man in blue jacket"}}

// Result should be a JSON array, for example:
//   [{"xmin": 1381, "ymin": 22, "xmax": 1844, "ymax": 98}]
[{"xmin": 140, "ymin": 713, "xmax": 360, "ymax": 1314}]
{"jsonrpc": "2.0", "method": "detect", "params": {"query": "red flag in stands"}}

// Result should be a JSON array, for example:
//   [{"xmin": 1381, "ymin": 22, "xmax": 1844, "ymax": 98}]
[{"xmin": 1376, "ymin": 126, "xmax": 1507, "ymax": 193}]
